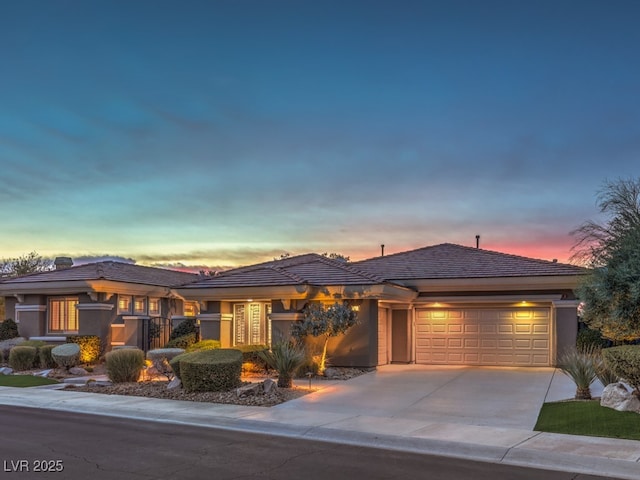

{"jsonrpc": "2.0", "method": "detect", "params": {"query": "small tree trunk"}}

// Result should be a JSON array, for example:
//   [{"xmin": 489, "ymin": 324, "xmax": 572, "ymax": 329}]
[
  {"xmin": 319, "ymin": 336, "xmax": 330, "ymax": 375},
  {"xmin": 277, "ymin": 374, "xmax": 293, "ymax": 388},
  {"xmin": 575, "ymin": 387, "xmax": 592, "ymax": 400}
]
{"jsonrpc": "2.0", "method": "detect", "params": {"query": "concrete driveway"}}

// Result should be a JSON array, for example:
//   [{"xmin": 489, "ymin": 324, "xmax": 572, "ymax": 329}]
[{"xmin": 273, "ymin": 364, "xmax": 602, "ymax": 430}]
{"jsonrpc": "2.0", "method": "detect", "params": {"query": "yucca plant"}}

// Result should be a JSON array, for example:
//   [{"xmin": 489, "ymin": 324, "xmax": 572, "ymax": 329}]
[
  {"xmin": 257, "ymin": 340, "xmax": 306, "ymax": 388},
  {"xmin": 558, "ymin": 348, "xmax": 597, "ymax": 400}
]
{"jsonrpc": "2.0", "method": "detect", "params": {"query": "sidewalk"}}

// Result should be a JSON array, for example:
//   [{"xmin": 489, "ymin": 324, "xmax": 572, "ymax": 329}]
[{"xmin": 0, "ymin": 370, "xmax": 638, "ymax": 480}]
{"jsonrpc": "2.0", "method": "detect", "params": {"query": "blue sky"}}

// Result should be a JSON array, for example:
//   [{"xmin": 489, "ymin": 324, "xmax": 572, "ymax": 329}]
[{"xmin": 0, "ymin": 0, "xmax": 638, "ymax": 269}]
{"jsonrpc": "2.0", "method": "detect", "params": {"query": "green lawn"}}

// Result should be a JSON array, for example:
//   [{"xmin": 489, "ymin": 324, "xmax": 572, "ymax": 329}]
[
  {"xmin": 535, "ymin": 400, "xmax": 640, "ymax": 441},
  {"xmin": 0, "ymin": 375, "xmax": 60, "ymax": 388}
]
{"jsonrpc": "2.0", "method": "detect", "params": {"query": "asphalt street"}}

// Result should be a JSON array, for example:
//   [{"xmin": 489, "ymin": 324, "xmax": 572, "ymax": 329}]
[{"xmin": 0, "ymin": 406, "xmax": 619, "ymax": 480}]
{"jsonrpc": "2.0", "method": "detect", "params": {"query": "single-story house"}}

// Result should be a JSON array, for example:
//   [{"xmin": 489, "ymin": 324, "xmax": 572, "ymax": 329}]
[
  {"xmin": 0, "ymin": 259, "xmax": 200, "ymax": 348},
  {"xmin": 0, "ymin": 244, "xmax": 587, "ymax": 367}
]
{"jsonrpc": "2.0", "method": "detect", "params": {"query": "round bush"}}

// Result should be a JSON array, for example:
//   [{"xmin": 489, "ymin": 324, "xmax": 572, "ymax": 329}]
[
  {"xmin": 51, "ymin": 343, "xmax": 80, "ymax": 369},
  {"xmin": 178, "ymin": 349, "xmax": 242, "ymax": 393},
  {"xmin": 39, "ymin": 344, "xmax": 57, "ymax": 369},
  {"xmin": 106, "ymin": 348, "xmax": 145, "ymax": 383},
  {"xmin": 9, "ymin": 346, "xmax": 37, "ymax": 371}
]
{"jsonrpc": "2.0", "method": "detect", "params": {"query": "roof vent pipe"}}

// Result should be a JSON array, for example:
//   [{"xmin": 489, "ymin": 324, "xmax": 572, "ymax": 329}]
[
  {"xmin": 381, "ymin": 244, "xmax": 385, "ymax": 256},
  {"xmin": 475, "ymin": 235, "xmax": 480, "ymax": 249}
]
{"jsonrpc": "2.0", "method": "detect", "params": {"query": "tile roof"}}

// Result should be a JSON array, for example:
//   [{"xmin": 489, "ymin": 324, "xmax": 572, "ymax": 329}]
[
  {"xmin": 352, "ymin": 243, "xmax": 587, "ymax": 280},
  {"xmin": 183, "ymin": 253, "xmax": 385, "ymax": 288},
  {"xmin": 1, "ymin": 261, "xmax": 199, "ymax": 287}
]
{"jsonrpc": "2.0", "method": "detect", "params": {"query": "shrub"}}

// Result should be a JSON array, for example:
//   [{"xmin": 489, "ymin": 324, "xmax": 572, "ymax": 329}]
[
  {"xmin": 576, "ymin": 326, "xmax": 609, "ymax": 352},
  {"xmin": 19, "ymin": 340, "xmax": 47, "ymax": 368},
  {"xmin": 0, "ymin": 319, "xmax": 19, "ymax": 341},
  {"xmin": 165, "ymin": 333, "xmax": 197, "ymax": 350},
  {"xmin": 105, "ymin": 348, "xmax": 145, "ymax": 383},
  {"xmin": 9, "ymin": 346, "xmax": 37, "ymax": 371},
  {"xmin": 67, "ymin": 336, "xmax": 101, "ymax": 364},
  {"xmin": 234, "ymin": 344, "xmax": 270, "ymax": 372},
  {"xmin": 146, "ymin": 348, "xmax": 185, "ymax": 380},
  {"xmin": 178, "ymin": 349, "xmax": 242, "ymax": 392},
  {"xmin": 258, "ymin": 341, "xmax": 306, "ymax": 388},
  {"xmin": 603, "ymin": 345, "xmax": 640, "ymax": 396},
  {"xmin": 185, "ymin": 339, "xmax": 221, "ymax": 353},
  {"xmin": 169, "ymin": 318, "xmax": 198, "ymax": 341},
  {"xmin": 51, "ymin": 343, "xmax": 80, "ymax": 370},
  {"xmin": 38, "ymin": 344, "xmax": 57, "ymax": 369},
  {"xmin": 558, "ymin": 348, "xmax": 597, "ymax": 400},
  {"xmin": 169, "ymin": 353, "xmax": 187, "ymax": 380}
]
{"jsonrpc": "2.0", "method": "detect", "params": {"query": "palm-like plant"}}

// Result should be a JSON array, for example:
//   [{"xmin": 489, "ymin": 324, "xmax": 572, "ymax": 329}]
[
  {"xmin": 258, "ymin": 340, "xmax": 306, "ymax": 388},
  {"xmin": 558, "ymin": 348, "xmax": 597, "ymax": 400}
]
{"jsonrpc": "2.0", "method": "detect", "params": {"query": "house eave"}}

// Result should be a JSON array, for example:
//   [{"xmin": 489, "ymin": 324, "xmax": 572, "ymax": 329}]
[
  {"xmin": 0, "ymin": 279, "xmax": 174, "ymax": 298},
  {"xmin": 395, "ymin": 275, "xmax": 583, "ymax": 293}
]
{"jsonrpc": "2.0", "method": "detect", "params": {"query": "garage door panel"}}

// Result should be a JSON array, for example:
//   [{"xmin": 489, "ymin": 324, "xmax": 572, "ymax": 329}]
[{"xmin": 415, "ymin": 307, "xmax": 550, "ymax": 367}]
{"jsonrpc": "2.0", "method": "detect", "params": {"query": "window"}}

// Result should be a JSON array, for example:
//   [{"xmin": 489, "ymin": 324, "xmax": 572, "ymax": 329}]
[
  {"xmin": 118, "ymin": 295, "xmax": 132, "ymax": 314},
  {"xmin": 148, "ymin": 298, "xmax": 161, "ymax": 316},
  {"xmin": 184, "ymin": 301, "xmax": 200, "ymax": 317},
  {"xmin": 134, "ymin": 296, "xmax": 147, "ymax": 315},
  {"xmin": 49, "ymin": 297, "xmax": 78, "ymax": 333}
]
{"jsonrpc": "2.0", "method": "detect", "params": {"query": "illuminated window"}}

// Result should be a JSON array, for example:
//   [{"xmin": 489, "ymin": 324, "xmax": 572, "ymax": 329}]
[
  {"xmin": 134, "ymin": 296, "xmax": 147, "ymax": 315},
  {"xmin": 118, "ymin": 295, "xmax": 132, "ymax": 314},
  {"xmin": 184, "ymin": 301, "xmax": 199, "ymax": 317},
  {"xmin": 49, "ymin": 297, "xmax": 78, "ymax": 333},
  {"xmin": 149, "ymin": 298, "xmax": 161, "ymax": 316}
]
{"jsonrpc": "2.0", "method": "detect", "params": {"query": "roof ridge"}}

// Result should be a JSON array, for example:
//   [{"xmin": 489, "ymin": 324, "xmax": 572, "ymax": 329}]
[
  {"xmin": 314, "ymin": 255, "xmax": 386, "ymax": 283},
  {"xmin": 268, "ymin": 264, "xmax": 306, "ymax": 284}
]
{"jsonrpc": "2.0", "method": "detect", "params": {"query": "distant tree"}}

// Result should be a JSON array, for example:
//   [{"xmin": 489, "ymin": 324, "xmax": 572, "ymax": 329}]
[
  {"xmin": 0, "ymin": 251, "xmax": 53, "ymax": 278},
  {"xmin": 291, "ymin": 302, "xmax": 358, "ymax": 374},
  {"xmin": 572, "ymin": 178, "xmax": 640, "ymax": 342},
  {"xmin": 321, "ymin": 252, "xmax": 350, "ymax": 263}
]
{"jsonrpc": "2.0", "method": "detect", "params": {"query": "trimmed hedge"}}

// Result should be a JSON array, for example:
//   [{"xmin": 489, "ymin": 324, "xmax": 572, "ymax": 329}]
[
  {"xmin": 39, "ymin": 344, "xmax": 57, "ymax": 369},
  {"xmin": 67, "ymin": 335, "xmax": 101, "ymax": 364},
  {"xmin": 19, "ymin": 340, "xmax": 47, "ymax": 368},
  {"xmin": 9, "ymin": 346, "xmax": 37, "ymax": 371},
  {"xmin": 177, "ymin": 349, "xmax": 242, "ymax": 392},
  {"xmin": 106, "ymin": 348, "xmax": 145, "ymax": 383},
  {"xmin": 603, "ymin": 345, "xmax": 640, "ymax": 394},
  {"xmin": 165, "ymin": 333, "xmax": 197, "ymax": 350},
  {"xmin": 235, "ymin": 344, "xmax": 270, "ymax": 372},
  {"xmin": 185, "ymin": 339, "xmax": 221, "ymax": 353}
]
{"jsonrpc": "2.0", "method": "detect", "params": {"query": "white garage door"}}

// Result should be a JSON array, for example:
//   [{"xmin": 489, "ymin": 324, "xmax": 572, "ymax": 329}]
[{"xmin": 415, "ymin": 308, "xmax": 551, "ymax": 366}]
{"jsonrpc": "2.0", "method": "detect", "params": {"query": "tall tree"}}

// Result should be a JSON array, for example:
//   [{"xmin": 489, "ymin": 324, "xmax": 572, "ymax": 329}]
[
  {"xmin": 0, "ymin": 251, "xmax": 52, "ymax": 278},
  {"xmin": 572, "ymin": 178, "xmax": 640, "ymax": 341}
]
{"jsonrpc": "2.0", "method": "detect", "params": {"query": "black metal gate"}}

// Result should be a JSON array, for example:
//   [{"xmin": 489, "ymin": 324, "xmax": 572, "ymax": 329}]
[{"xmin": 142, "ymin": 316, "xmax": 172, "ymax": 352}]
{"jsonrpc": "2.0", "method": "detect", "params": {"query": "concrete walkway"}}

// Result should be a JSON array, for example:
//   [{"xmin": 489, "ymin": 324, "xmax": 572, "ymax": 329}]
[{"xmin": 0, "ymin": 365, "xmax": 638, "ymax": 480}]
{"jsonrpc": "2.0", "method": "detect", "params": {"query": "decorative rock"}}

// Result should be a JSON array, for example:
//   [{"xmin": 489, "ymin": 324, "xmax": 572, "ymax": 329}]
[
  {"xmin": 262, "ymin": 378, "xmax": 277, "ymax": 394},
  {"xmin": 51, "ymin": 343, "xmax": 80, "ymax": 369},
  {"xmin": 69, "ymin": 367, "xmax": 88, "ymax": 376},
  {"xmin": 236, "ymin": 383, "xmax": 262, "ymax": 397},
  {"xmin": 601, "ymin": 382, "xmax": 640, "ymax": 413},
  {"xmin": 0, "ymin": 367, "xmax": 13, "ymax": 375},
  {"xmin": 323, "ymin": 367, "xmax": 339, "ymax": 379},
  {"xmin": 167, "ymin": 377, "xmax": 182, "ymax": 390},
  {"xmin": 33, "ymin": 369, "xmax": 53, "ymax": 377}
]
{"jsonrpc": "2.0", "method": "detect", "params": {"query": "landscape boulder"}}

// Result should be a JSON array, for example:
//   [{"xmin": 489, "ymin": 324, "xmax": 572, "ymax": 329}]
[
  {"xmin": 600, "ymin": 383, "xmax": 640, "ymax": 414},
  {"xmin": 51, "ymin": 343, "xmax": 80, "ymax": 369}
]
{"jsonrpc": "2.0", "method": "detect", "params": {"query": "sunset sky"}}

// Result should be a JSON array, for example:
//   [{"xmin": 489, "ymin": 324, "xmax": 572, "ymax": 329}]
[{"xmin": 1, "ymin": 0, "xmax": 638, "ymax": 270}]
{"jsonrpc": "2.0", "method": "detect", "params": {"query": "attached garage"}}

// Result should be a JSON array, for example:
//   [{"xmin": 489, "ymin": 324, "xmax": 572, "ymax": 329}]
[{"xmin": 415, "ymin": 307, "xmax": 551, "ymax": 367}]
